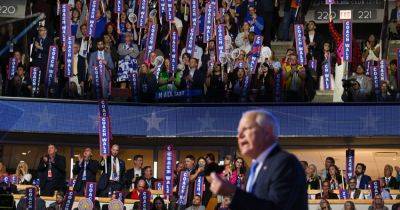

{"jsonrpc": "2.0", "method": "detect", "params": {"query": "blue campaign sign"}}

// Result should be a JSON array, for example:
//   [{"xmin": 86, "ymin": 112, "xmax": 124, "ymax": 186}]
[{"xmin": 0, "ymin": 98, "xmax": 399, "ymax": 137}]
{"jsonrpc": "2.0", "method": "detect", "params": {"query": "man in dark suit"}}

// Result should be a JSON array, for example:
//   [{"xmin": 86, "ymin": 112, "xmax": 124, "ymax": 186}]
[
  {"xmin": 37, "ymin": 144, "xmax": 66, "ymax": 196},
  {"xmin": 31, "ymin": 26, "xmax": 52, "ymax": 83},
  {"xmin": 348, "ymin": 178, "xmax": 363, "ymax": 199},
  {"xmin": 315, "ymin": 180, "xmax": 339, "ymax": 200},
  {"xmin": 98, "ymin": 144, "xmax": 125, "ymax": 197},
  {"xmin": 71, "ymin": 43, "xmax": 88, "ymax": 96},
  {"xmin": 383, "ymin": 165, "xmax": 399, "ymax": 189},
  {"xmin": 355, "ymin": 163, "xmax": 372, "ymax": 189},
  {"xmin": 73, "ymin": 148, "xmax": 99, "ymax": 196},
  {"xmin": 180, "ymin": 57, "xmax": 206, "ymax": 101},
  {"xmin": 16, "ymin": 186, "xmax": 46, "ymax": 210},
  {"xmin": 124, "ymin": 154, "xmax": 143, "ymax": 190},
  {"xmin": 209, "ymin": 110, "xmax": 307, "ymax": 210}
]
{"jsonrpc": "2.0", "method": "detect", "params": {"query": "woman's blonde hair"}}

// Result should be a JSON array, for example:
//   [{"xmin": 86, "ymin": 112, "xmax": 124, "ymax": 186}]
[{"xmin": 16, "ymin": 161, "xmax": 28, "ymax": 177}]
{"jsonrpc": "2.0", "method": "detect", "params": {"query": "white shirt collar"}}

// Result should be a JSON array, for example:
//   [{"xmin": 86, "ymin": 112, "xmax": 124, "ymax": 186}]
[{"xmin": 255, "ymin": 142, "xmax": 278, "ymax": 164}]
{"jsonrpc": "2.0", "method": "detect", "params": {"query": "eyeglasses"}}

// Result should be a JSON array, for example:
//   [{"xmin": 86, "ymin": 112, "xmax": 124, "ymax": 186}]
[{"xmin": 155, "ymin": 202, "xmax": 163, "ymax": 205}]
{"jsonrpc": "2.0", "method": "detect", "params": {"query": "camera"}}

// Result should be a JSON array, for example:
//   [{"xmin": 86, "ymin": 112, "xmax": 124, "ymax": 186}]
[{"xmin": 342, "ymin": 78, "xmax": 357, "ymax": 91}]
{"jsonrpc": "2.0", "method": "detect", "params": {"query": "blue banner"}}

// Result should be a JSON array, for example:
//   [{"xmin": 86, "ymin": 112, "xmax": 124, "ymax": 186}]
[
  {"xmin": 346, "ymin": 149, "xmax": 355, "ymax": 181},
  {"xmin": 94, "ymin": 66, "xmax": 102, "ymax": 99},
  {"xmin": 178, "ymin": 171, "xmax": 190, "ymax": 205},
  {"xmin": 138, "ymin": 0, "xmax": 148, "ymax": 28},
  {"xmin": 163, "ymin": 145, "xmax": 175, "ymax": 197},
  {"xmin": 115, "ymin": 191, "xmax": 124, "ymax": 203},
  {"xmin": 343, "ymin": 20, "xmax": 352, "ymax": 62},
  {"xmin": 158, "ymin": 0, "xmax": 166, "ymax": 16},
  {"xmin": 46, "ymin": 45, "xmax": 58, "ymax": 88},
  {"xmin": 88, "ymin": 0, "xmax": 99, "ymax": 37},
  {"xmin": 85, "ymin": 182, "xmax": 97, "ymax": 202},
  {"xmin": 98, "ymin": 116, "xmax": 111, "ymax": 156},
  {"xmin": 216, "ymin": 24, "xmax": 225, "ymax": 64},
  {"xmin": 145, "ymin": 23, "xmax": 158, "ymax": 60},
  {"xmin": 308, "ymin": 59, "xmax": 317, "ymax": 72},
  {"xmin": 10, "ymin": 175, "xmax": 18, "ymax": 184},
  {"xmin": 98, "ymin": 100, "xmax": 109, "ymax": 117},
  {"xmin": 185, "ymin": 26, "xmax": 196, "ymax": 57},
  {"xmin": 26, "ymin": 187, "xmax": 36, "ymax": 210},
  {"xmin": 275, "ymin": 71, "xmax": 282, "ymax": 102},
  {"xmin": 170, "ymin": 29, "xmax": 179, "ymax": 73},
  {"xmin": 30, "ymin": 67, "xmax": 41, "ymax": 95},
  {"xmin": 339, "ymin": 187, "xmax": 349, "ymax": 199},
  {"xmin": 166, "ymin": 0, "xmax": 174, "ymax": 21},
  {"xmin": 243, "ymin": 75, "xmax": 250, "ymax": 94},
  {"xmin": 68, "ymin": 178, "xmax": 76, "ymax": 187},
  {"xmin": 248, "ymin": 35, "xmax": 263, "ymax": 74},
  {"xmin": 139, "ymin": 190, "xmax": 151, "ymax": 210},
  {"xmin": 190, "ymin": 0, "xmax": 199, "ymax": 34},
  {"xmin": 63, "ymin": 190, "xmax": 75, "ymax": 210},
  {"xmin": 194, "ymin": 176, "xmax": 204, "ymax": 197},
  {"xmin": 7, "ymin": 57, "xmax": 17, "ymax": 80},
  {"xmin": 379, "ymin": 59, "xmax": 388, "ymax": 82},
  {"xmin": 115, "ymin": 0, "xmax": 123, "ymax": 13},
  {"xmin": 326, "ymin": 0, "xmax": 334, "ymax": 4},
  {"xmin": 294, "ymin": 24, "xmax": 306, "ymax": 65},
  {"xmin": 64, "ymin": 36, "xmax": 74, "ymax": 78},
  {"xmin": 372, "ymin": 66, "xmax": 380, "ymax": 95},
  {"xmin": 60, "ymin": 4, "xmax": 71, "ymax": 46},
  {"xmin": 365, "ymin": 60, "xmax": 374, "ymax": 76},
  {"xmin": 156, "ymin": 181, "xmax": 163, "ymax": 190},
  {"xmin": 322, "ymin": 60, "xmax": 331, "ymax": 90},
  {"xmin": 203, "ymin": 3, "xmax": 214, "ymax": 43},
  {"xmin": 370, "ymin": 180, "xmax": 381, "ymax": 198},
  {"xmin": 129, "ymin": 72, "xmax": 139, "ymax": 102}
]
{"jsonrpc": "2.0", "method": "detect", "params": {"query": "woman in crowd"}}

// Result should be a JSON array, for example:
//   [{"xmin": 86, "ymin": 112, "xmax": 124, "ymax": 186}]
[
  {"xmin": 319, "ymin": 199, "xmax": 332, "ymax": 210},
  {"xmin": 140, "ymin": 166, "xmax": 157, "ymax": 190},
  {"xmin": 344, "ymin": 201, "xmax": 356, "ymax": 210},
  {"xmin": 151, "ymin": 197, "xmax": 167, "ymax": 210},
  {"xmin": 306, "ymin": 164, "xmax": 321, "ymax": 190},
  {"xmin": 15, "ymin": 161, "xmax": 32, "ymax": 185},
  {"xmin": 71, "ymin": 9, "xmax": 81, "ymax": 37},
  {"xmin": 362, "ymin": 34, "xmax": 380, "ymax": 63},
  {"xmin": 325, "ymin": 165, "xmax": 344, "ymax": 190},
  {"xmin": 158, "ymin": 58, "xmax": 181, "ymax": 92},
  {"xmin": 206, "ymin": 64, "xmax": 227, "ymax": 102},
  {"xmin": 230, "ymin": 157, "xmax": 246, "ymax": 189},
  {"xmin": 230, "ymin": 67, "xmax": 249, "ymax": 102},
  {"xmin": 235, "ymin": 22, "xmax": 251, "ymax": 53},
  {"xmin": 139, "ymin": 63, "xmax": 157, "ymax": 102}
]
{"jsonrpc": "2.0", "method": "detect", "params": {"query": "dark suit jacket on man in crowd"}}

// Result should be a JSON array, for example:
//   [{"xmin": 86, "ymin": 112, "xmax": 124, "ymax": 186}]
[
  {"xmin": 229, "ymin": 146, "xmax": 308, "ymax": 210},
  {"xmin": 37, "ymin": 154, "xmax": 66, "ymax": 196},
  {"xmin": 72, "ymin": 159, "xmax": 99, "ymax": 195},
  {"xmin": 98, "ymin": 156, "xmax": 126, "ymax": 196}
]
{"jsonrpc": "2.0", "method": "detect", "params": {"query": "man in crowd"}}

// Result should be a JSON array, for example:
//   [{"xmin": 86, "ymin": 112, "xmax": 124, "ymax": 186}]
[
  {"xmin": 16, "ymin": 186, "xmax": 46, "ymax": 210},
  {"xmin": 37, "ymin": 144, "xmax": 66, "ymax": 196},
  {"xmin": 348, "ymin": 177, "xmax": 364, "ymax": 199},
  {"xmin": 185, "ymin": 195, "xmax": 206, "ymax": 210},
  {"xmin": 183, "ymin": 155, "xmax": 197, "ymax": 208},
  {"xmin": 316, "ymin": 180, "xmax": 339, "ymax": 199},
  {"xmin": 72, "ymin": 148, "xmax": 99, "ymax": 195},
  {"xmin": 98, "ymin": 144, "xmax": 126, "ymax": 197},
  {"xmin": 320, "ymin": 157, "xmax": 335, "ymax": 181},
  {"xmin": 88, "ymin": 40, "xmax": 114, "ymax": 99},
  {"xmin": 209, "ymin": 110, "xmax": 307, "ymax": 209},
  {"xmin": 48, "ymin": 191, "xmax": 64, "ymax": 209},
  {"xmin": 355, "ymin": 163, "xmax": 372, "ymax": 189},
  {"xmin": 244, "ymin": 6, "xmax": 264, "ymax": 36},
  {"xmin": 71, "ymin": 43, "xmax": 87, "ymax": 96},
  {"xmin": 31, "ymin": 26, "xmax": 52, "ymax": 83},
  {"xmin": 124, "ymin": 154, "xmax": 144, "ymax": 189},
  {"xmin": 382, "ymin": 165, "xmax": 399, "ymax": 189}
]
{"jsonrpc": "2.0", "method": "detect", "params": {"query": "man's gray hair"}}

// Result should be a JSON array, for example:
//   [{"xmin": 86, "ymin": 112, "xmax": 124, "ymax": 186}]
[{"xmin": 242, "ymin": 109, "xmax": 280, "ymax": 138}]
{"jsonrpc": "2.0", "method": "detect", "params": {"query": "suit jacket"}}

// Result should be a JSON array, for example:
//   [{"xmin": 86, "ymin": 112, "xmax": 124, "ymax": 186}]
[
  {"xmin": 98, "ymin": 156, "xmax": 126, "ymax": 191},
  {"xmin": 88, "ymin": 51, "xmax": 114, "ymax": 97},
  {"xmin": 37, "ymin": 154, "xmax": 66, "ymax": 189},
  {"xmin": 181, "ymin": 66, "xmax": 206, "ymax": 91},
  {"xmin": 72, "ymin": 159, "xmax": 99, "ymax": 193},
  {"xmin": 229, "ymin": 146, "xmax": 308, "ymax": 210},
  {"xmin": 17, "ymin": 197, "xmax": 46, "ymax": 210},
  {"xmin": 315, "ymin": 191, "xmax": 339, "ymax": 199},
  {"xmin": 76, "ymin": 55, "xmax": 88, "ymax": 83},
  {"xmin": 382, "ymin": 176, "xmax": 399, "ymax": 189},
  {"xmin": 358, "ymin": 174, "xmax": 372, "ymax": 189}
]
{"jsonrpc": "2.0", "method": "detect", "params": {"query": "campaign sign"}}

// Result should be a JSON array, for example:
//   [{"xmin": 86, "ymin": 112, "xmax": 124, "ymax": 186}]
[
  {"xmin": 370, "ymin": 180, "xmax": 381, "ymax": 198},
  {"xmin": 178, "ymin": 171, "xmax": 190, "ymax": 205},
  {"xmin": 216, "ymin": 24, "xmax": 225, "ymax": 64},
  {"xmin": 343, "ymin": 20, "xmax": 352, "ymax": 62},
  {"xmin": 194, "ymin": 176, "xmax": 204, "ymax": 197},
  {"xmin": 163, "ymin": 145, "xmax": 176, "ymax": 197},
  {"xmin": 64, "ymin": 36, "xmax": 74, "ymax": 78},
  {"xmin": 98, "ymin": 116, "xmax": 111, "ymax": 156},
  {"xmin": 46, "ymin": 45, "xmax": 58, "ymax": 88},
  {"xmin": 139, "ymin": 190, "xmax": 151, "ymax": 210},
  {"xmin": 26, "ymin": 187, "xmax": 36, "ymax": 210},
  {"xmin": 346, "ymin": 149, "xmax": 355, "ymax": 181},
  {"xmin": 88, "ymin": 0, "xmax": 99, "ymax": 37},
  {"xmin": 63, "ymin": 190, "xmax": 76, "ymax": 210},
  {"xmin": 138, "ymin": 0, "xmax": 148, "ymax": 28},
  {"xmin": 85, "ymin": 182, "xmax": 97, "ymax": 202},
  {"xmin": 7, "ymin": 57, "xmax": 17, "ymax": 80},
  {"xmin": 170, "ymin": 29, "xmax": 179, "ymax": 73},
  {"xmin": 294, "ymin": 24, "xmax": 306, "ymax": 65},
  {"xmin": 185, "ymin": 27, "xmax": 196, "ymax": 57}
]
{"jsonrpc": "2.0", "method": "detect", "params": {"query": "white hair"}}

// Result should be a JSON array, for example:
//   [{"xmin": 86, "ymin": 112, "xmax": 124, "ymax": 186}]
[{"xmin": 242, "ymin": 109, "xmax": 280, "ymax": 138}]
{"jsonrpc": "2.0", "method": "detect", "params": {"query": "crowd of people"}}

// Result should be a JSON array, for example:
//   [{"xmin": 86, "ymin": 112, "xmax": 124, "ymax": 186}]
[
  {"xmin": 1, "ymin": 0, "xmax": 400, "ymax": 103},
  {"xmin": 0, "ymin": 144, "xmax": 400, "ymax": 209}
]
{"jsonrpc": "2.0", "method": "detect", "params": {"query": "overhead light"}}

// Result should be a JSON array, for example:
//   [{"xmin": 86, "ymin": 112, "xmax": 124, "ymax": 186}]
[
  {"xmin": 21, "ymin": 152, "xmax": 27, "ymax": 155},
  {"xmin": 74, "ymin": 155, "xmax": 79, "ymax": 157},
  {"xmin": 20, "ymin": 160, "xmax": 25, "ymax": 163},
  {"xmin": 127, "ymin": 158, "xmax": 132, "ymax": 161}
]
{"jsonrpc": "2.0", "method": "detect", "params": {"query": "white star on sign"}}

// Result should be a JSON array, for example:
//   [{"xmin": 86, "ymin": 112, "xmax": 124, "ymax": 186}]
[
  {"xmin": 33, "ymin": 106, "xmax": 56, "ymax": 128},
  {"xmin": 197, "ymin": 111, "xmax": 216, "ymax": 131},
  {"xmin": 142, "ymin": 112, "xmax": 165, "ymax": 132},
  {"xmin": 304, "ymin": 113, "xmax": 327, "ymax": 132}
]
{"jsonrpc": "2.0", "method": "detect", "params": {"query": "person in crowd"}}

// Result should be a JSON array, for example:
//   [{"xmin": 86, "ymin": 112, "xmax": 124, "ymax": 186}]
[
  {"xmin": 255, "ymin": 60, "xmax": 277, "ymax": 102},
  {"xmin": 362, "ymin": 34, "xmax": 380, "ymax": 62},
  {"xmin": 320, "ymin": 157, "xmax": 335, "ymax": 181},
  {"xmin": 305, "ymin": 21, "xmax": 323, "ymax": 59},
  {"xmin": 37, "ymin": 144, "xmax": 66, "ymax": 196},
  {"xmin": 157, "ymin": 58, "xmax": 181, "ymax": 93},
  {"xmin": 235, "ymin": 23, "xmax": 252, "ymax": 54},
  {"xmin": 139, "ymin": 166, "xmax": 157, "ymax": 190},
  {"xmin": 8, "ymin": 65, "xmax": 32, "ymax": 97},
  {"xmin": 203, "ymin": 153, "xmax": 219, "ymax": 206},
  {"xmin": 71, "ymin": 42, "xmax": 87, "ymax": 96},
  {"xmin": 348, "ymin": 177, "xmax": 364, "ymax": 199},
  {"xmin": 377, "ymin": 81, "xmax": 396, "ymax": 102},
  {"xmin": 98, "ymin": 144, "xmax": 126, "ymax": 197},
  {"xmin": 76, "ymin": 24, "xmax": 91, "ymax": 58},
  {"xmin": 214, "ymin": 196, "xmax": 232, "ymax": 210},
  {"xmin": 104, "ymin": 23, "xmax": 118, "ymax": 47},
  {"xmin": 72, "ymin": 147, "xmax": 99, "ymax": 196},
  {"xmin": 31, "ymin": 26, "xmax": 52, "ymax": 84},
  {"xmin": 230, "ymin": 67, "xmax": 249, "ymax": 102},
  {"xmin": 129, "ymin": 178, "xmax": 147, "ymax": 199},
  {"xmin": 16, "ymin": 186, "xmax": 46, "ymax": 210},
  {"xmin": 230, "ymin": 157, "xmax": 246, "ymax": 189},
  {"xmin": 88, "ymin": 40, "xmax": 114, "ymax": 99},
  {"xmin": 181, "ymin": 58, "xmax": 206, "ymax": 100},
  {"xmin": 382, "ymin": 165, "xmax": 399, "ymax": 189},
  {"xmin": 388, "ymin": 60, "xmax": 399, "ymax": 93},
  {"xmin": 185, "ymin": 155, "xmax": 201, "ymax": 208},
  {"xmin": 48, "ymin": 191, "xmax": 64, "ymax": 210},
  {"xmin": 222, "ymin": 155, "xmax": 233, "ymax": 181},
  {"xmin": 185, "ymin": 195, "xmax": 206, "ymax": 210},
  {"xmin": 326, "ymin": 165, "xmax": 344, "ymax": 190},
  {"xmin": 103, "ymin": 34, "xmax": 119, "ymax": 66},
  {"xmin": 0, "ymin": 162, "xmax": 7, "ymax": 176},
  {"xmin": 244, "ymin": 6, "xmax": 264, "ymax": 36},
  {"xmin": 345, "ymin": 65, "xmax": 373, "ymax": 102},
  {"xmin": 279, "ymin": 0, "xmax": 299, "ymax": 41},
  {"xmin": 316, "ymin": 180, "xmax": 339, "ymax": 199},
  {"xmin": 283, "ymin": 53, "xmax": 306, "ymax": 102},
  {"xmin": 355, "ymin": 163, "xmax": 372, "ymax": 189},
  {"xmin": 117, "ymin": 32, "xmax": 139, "ymax": 89},
  {"xmin": 124, "ymin": 154, "xmax": 144, "ymax": 190},
  {"xmin": 344, "ymin": 201, "xmax": 356, "ymax": 210},
  {"xmin": 378, "ymin": 177, "xmax": 393, "ymax": 200},
  {"xmin": 138, "ymin": 63, "xmax": 158, "ymax": 102},
  {"xmin": 368, "ymin": 195, "xmax": 389, "ymax": 210},
  {"xmin": 318, "ymin": 199, "xmax": 332, "ymax": 210},
  {"xmin": 71, "ymin": 9, "xmax": 81, "ymax": 37},
  {"xmin": 151, "ymin": 196, "xmax": 168, "ymax": 210},
  {"xmin": 15, "ymin": 161, "xmax": 32, "ymax": 185},
  {"xmin": 206, "ymin": 64, "xmax": 227, "ymax": 102},
  {"xmin": 209, "ymin": 110, "xmax": 307, "ymax": 210},
  {"xmin": 94, "ymin": 9, "xmax": 107, "ymax": 40},
  {"xmin": 306, "ymin": 164, "xmax": 320, "ymax": 190}
]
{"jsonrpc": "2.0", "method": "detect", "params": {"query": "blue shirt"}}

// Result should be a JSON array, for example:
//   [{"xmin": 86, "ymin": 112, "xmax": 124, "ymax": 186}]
[{"xmin": 244, "ymin": 15, "xmax": 264, "ymax": 35}]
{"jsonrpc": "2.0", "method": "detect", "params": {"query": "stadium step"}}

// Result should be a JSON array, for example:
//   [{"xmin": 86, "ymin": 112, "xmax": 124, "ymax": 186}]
[{"xmin": 270, "ymin": 41, "xmax": 293, "ymax": 59}]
